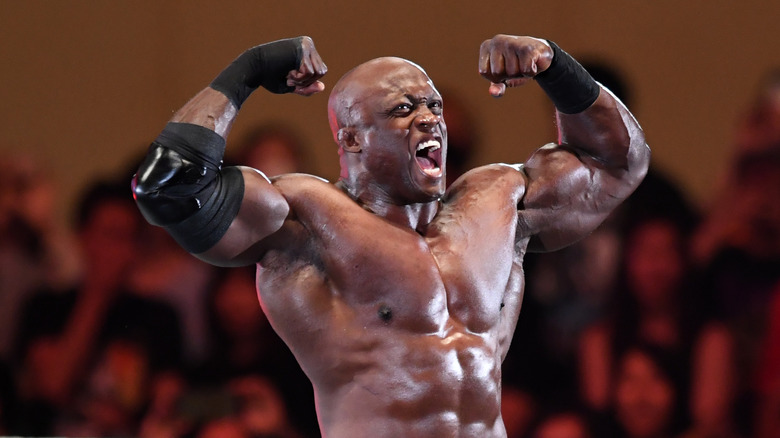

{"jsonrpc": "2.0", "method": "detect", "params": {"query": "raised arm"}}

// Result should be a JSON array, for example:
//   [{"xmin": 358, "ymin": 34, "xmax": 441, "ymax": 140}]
[
  {"xmin": 479, "ymin": 35, "xmax": 649, "ymax": 251},
  {"xmin": 132, "ymin": 37, "xmax": 327, "ymax": 265}
]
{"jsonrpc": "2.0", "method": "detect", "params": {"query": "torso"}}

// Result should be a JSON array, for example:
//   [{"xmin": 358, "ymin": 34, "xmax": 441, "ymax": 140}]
[{"xmin": 256, "ymin": 164, "xmax": 529, "ymax": 437}]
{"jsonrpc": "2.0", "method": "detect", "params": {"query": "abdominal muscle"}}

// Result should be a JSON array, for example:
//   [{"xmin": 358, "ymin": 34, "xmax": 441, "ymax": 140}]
[{"xmin": 312, "ymin": 317, "xmax": 507, "ymax": 438}]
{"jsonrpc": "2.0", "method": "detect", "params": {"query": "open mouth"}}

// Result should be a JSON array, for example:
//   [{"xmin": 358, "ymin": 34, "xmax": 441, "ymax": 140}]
[{"xmin": 415, "ymin": 139, "xmax": 442, "ymax": 177}]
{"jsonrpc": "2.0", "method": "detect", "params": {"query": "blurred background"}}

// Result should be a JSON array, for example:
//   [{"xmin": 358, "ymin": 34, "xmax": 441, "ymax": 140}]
[
  {"xmin": 1, "ymin": 1, "xmax": 779, "ymax": 437},
  {"xmin": 1, "ymin": 1, "xmax": 778, "ymax": 217}
]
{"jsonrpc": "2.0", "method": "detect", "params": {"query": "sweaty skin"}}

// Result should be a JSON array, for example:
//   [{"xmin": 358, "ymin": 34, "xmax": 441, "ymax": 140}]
[{"xmin": 145, "ymin": 35, "xmax": 648, "ymax": 437}]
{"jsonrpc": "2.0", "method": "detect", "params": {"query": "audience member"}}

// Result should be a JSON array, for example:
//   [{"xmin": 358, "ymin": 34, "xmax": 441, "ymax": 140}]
[
  {"xmin": 228, "ymin": 122, "xmax": 308, "ymax": 176},
  {"xmin": 116, "ymin": 151, "xmax": 218, "ymax": 367},
  {"xmin": 188, "ymin": 265, "xmax": 318, "ymax": 437},
  {"xmin": 579, "ymin": 207, "xmax": 736, "ymax": 437},
  {"xmin": 11, "ymin": 179, "xmax": 183, "ymax": 436},
  {"xmin": 130, "ymin": 222, "xmax": 217, "ymax": 365},
  {"xmin": 0, "ymin": 154, "xmax": 79, "ymax": 360},
  {"xmin": 693, "ymin": 147, "xmax": 780, "ymax": 437},
  {"xmin": 610, "ymin": 343, "xmax": 687, "ymax": 438},
  {"xmin": 732, "ymin": 68, "xmax": 780, "ymax": 156},
  {"xmin": 754, "ymin": 284, "xmax": 780, "ymax": 438},
  {"xmin": 685, "ymin": 68, "xmax": 780, "ymax": 436},
  {"xmin": 505, "ymin": 59, "xmax": 638, "ymax": 404}
]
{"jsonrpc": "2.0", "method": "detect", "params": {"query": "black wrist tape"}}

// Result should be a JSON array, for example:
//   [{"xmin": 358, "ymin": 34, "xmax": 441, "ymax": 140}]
[
  {"xmin": 133, "ymin": 122, "xmax": 244, "ymax": 253},
  {"xmin": 210, "ymin": 37, "xmax": 303, "ymax": 108},
  {"xmin": 535, "ymin": 41, "xmax": 600, "ymax": 114}
]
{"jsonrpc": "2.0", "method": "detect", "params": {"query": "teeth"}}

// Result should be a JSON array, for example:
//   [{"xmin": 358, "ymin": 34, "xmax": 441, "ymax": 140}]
[{"xmin": 416, "ymin": 140, "xmax": 440, "ymax": 152}]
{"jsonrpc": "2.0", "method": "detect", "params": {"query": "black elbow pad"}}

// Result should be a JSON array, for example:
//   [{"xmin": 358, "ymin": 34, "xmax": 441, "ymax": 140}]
[
  {"xmin": 133, "ymin": 122, "xmax": 227, "ymax": 225},
  {"xmin": 133, "ymin": 144, "xmax": 216, "ymax": 225},
  {"xmin": 132, "ymin": 122, "xmax": 244, "ymax": 253},
  {"xmin": 164, "ymin": 165, "xmax": 244, "ymax": 254}
]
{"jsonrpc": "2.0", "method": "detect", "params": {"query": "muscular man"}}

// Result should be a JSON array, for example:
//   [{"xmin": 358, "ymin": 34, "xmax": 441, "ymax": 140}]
[{"xmin": 133, "ymin": 34, "xmax": 648, "ymax": 437}]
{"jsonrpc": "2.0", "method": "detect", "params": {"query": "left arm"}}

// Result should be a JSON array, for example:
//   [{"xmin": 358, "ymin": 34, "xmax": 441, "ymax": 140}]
[{"xmin": 479, "ymin": 35, "xmax": 649, "ymax": 251}]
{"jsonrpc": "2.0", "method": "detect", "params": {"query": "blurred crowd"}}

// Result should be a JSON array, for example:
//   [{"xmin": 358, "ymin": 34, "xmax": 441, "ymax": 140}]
[{"xmin": 0, "ymin": 68, "xmax": 779, "ymax": 438}]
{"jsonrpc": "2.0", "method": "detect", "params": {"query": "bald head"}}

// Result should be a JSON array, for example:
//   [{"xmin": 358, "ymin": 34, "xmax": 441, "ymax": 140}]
[
  {"xmin": 327, "ymin": 57, "xmax": 432, "ymax": 140},
  {"xmin": 327, "ymin": 56, "xmax": 447, "ymax": 202}
]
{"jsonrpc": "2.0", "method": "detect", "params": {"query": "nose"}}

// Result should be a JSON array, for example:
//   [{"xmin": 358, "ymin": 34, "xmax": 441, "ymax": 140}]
[{"xmin": 415, "ymin": 109, "xmax": 441, "ymax": 132}]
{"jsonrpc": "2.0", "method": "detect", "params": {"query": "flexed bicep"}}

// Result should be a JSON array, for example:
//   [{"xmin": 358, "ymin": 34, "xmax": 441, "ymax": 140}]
[
  {"xmin": 478, "ymin": 35, "xmax": 649, "ymax": 251},
  {"xmin": 134, "ymin": 36, "xmax": 326, "ymax": 266},
  {"xmin": 519, "ymin": 144, "xmax": 622, "ymax": 252},
  {"xmin": 132, "ymin": 121, "xmax": 289, "ymax": 266},
  {"xmin": 196, "ymin": 167, "xmax": 291, "ymax": 266}
]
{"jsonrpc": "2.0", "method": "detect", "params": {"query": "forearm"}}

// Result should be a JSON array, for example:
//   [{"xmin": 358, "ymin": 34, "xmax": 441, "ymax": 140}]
[
  {"xmin": 133, "ymin": 43, "xmax": 290, "ymax": 251},
  {"xmin": 537, "ymin": 42, "xmax": 648, "ymax": 176},
  {"xmin": 133, "ymin": 38, "xmax": 316, "ymax": 256},
  {"xmin": 170, "ymin": 88, "xmax": 238, "ymax": 139},
  {"xmin": 163, "ymin": 36, "xmax": 306, "ymax": 137}
]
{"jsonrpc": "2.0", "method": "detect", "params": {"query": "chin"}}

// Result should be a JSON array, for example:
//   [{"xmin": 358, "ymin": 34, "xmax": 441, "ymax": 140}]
[
  {"xmin": 402, "ymin": 162, "xmax": 446, "ymax": 203},
  {"xmin": 415, "ymin": 180, "xmax": 446, "ymax": 202}
]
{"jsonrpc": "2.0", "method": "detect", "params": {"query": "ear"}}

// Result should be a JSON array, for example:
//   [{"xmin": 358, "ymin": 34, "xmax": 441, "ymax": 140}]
[{"xmin": 337, "ymin": 127, "xmax": 361, "ymax": 153}]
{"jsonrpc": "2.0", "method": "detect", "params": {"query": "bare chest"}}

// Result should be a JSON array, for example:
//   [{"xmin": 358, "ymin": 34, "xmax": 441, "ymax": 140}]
[
  {"xmin": 316, "ymin": 205, "xmax": 522, "ymax": 337},
  {"xmin": 260, "ymin": 169, "xmax": 528, "ymax": 337}
]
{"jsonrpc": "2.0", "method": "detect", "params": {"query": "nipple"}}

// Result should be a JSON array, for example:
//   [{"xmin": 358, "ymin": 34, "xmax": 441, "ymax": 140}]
[{"xmin": 378, "ymin": 304, "xmax": 392, "ymax": 323}]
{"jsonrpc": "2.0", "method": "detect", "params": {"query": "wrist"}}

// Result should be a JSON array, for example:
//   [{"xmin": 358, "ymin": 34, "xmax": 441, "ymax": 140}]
[
  {"xmin": 534, "ymin": 41, "xmax": 600, "ymax": 114},
  {"xmin": 209, "ymin": 37, "xmax": 302, "ymax": 108}
]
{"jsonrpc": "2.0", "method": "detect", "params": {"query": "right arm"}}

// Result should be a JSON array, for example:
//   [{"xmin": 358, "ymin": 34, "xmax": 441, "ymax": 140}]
[{"xmin": 132, "ymin": 37, "xmax": 326, "ymax": 266}]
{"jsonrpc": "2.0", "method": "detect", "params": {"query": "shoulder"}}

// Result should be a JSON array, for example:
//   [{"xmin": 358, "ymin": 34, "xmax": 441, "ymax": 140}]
[
  {"xmin": 270, "ymin": 173, "xmax": 358, "ymax": 219},
  {"xmin": 445, "ymin": 164, "xmax": 526, "ymax": 200},
  {"xmin": 271, "ymin": 173, "xmax": 339, "ymax": 199},
  {"xmin": 452, "ymin": 163, "xmax": 525, "ymax": 183}
]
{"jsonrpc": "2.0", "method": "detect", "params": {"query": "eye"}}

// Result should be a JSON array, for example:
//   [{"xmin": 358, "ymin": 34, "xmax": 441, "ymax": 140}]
[
  {"xmin": 389, "ymin": 102, "xmax": 414, "ymax": 116},
  {"xmin": 428, "ymin": 101, "xmax": 443, "ymax": 115}
]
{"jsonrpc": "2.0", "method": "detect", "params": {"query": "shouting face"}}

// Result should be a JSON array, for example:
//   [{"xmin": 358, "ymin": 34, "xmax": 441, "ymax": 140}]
[{"xmin": 329, "ymin": 57, "xmax": 448, "ymax": 204}]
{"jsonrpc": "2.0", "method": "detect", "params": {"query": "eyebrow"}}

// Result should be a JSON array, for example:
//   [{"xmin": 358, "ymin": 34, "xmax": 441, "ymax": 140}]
[{"xmin": 404, "ymin": 94, "xmax": 441, "ymax": 104}]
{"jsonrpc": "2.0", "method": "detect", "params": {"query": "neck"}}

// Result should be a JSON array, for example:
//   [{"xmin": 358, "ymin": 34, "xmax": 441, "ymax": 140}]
[{"xmin": 336, "ymin": 180, "xmax": 439, "ymax": 233}]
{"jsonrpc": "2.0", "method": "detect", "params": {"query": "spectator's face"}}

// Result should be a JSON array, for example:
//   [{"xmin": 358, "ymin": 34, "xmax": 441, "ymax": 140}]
[
  {"xmin": 625, "ymin": 220, "xmax": 683, "ymax": 308},
  {"xmin": 614, "ymin": 350, "xmax": 675, "ymax": 438},
  {"xmin": 80, "ymin": 200, "xmax": 140, "ymax": 279}
]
